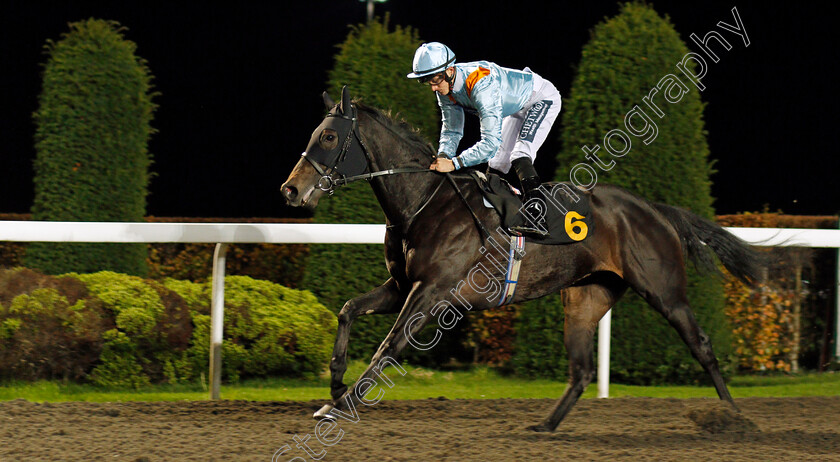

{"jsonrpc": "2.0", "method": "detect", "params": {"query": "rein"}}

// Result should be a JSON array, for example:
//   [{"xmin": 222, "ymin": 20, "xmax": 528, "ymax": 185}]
[
  {"xmin": 444, "ymin": 172, "xmax": 491, "ymax": 242},
  {"xmin": 337, "ymin": 166, "xmax": 435, "ymax": 186},
  {"xmin": 386, "ymin": 176, "xmax": 446, "ymax": 232}
]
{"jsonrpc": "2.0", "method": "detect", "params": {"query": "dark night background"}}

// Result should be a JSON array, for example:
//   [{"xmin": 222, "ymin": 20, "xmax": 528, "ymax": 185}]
[{"xmin": 1, "ymin": 1, "xmax": 836, "ymax": 219}]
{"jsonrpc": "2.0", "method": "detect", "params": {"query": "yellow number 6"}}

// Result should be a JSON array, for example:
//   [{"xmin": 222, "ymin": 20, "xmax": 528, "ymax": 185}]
[{"xmin": 564, "ymin": 211, "xmax": 588, "ymax": 241}]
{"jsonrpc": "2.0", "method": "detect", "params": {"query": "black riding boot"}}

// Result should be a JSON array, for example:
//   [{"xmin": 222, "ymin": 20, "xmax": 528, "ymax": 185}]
[{"xmin": 509, "ymin": 157, "xmax": 549, "ymax": 237}]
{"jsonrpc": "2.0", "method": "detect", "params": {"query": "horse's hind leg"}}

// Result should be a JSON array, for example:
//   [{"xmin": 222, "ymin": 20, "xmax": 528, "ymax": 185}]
[
  {"xmin": 649, "ymin": 293, "xmax": 735, "ymax": 406},
  {"xmin": 327, "ymin": 278, "xmax": 404, "ymax": 402},
  {"xmin": 529, "ymin": 277, "xmax": 626, "ymax": 432},
  {"xmin": 628, "ymin": 264, "xmax": 736, "ymax": 408}
]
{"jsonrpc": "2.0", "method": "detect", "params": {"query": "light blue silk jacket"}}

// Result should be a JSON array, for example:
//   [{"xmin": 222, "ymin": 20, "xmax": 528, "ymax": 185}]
[{"xmin": 436, "ymin": 61, "xmax": 535, "ymax": 169}]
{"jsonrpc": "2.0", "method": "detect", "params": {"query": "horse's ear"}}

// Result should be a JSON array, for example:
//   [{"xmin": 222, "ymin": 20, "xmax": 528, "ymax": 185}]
[
  {"xmin": 322, "ymin": 91, "xmax": 335, "ymax": 109},
  {"xmin": 339, "ymin": 85, "xmax": 351, "ymax": 114}
]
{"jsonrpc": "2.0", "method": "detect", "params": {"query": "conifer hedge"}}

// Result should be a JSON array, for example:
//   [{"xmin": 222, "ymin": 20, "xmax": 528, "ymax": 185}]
[
  {"xmin": 513, "ymin": 2, "xmax": 731, "ymax": 384},
  {"xmin": 0, "ymin": 268, "xmax": 335, "ymax": 385},
  {"xmin": 26, "ymin": 19, "xmax": 157, "ymax": 276},
  {"xmin": 301, "ymin": 16, "xmax": 441, "ymax": 361}
]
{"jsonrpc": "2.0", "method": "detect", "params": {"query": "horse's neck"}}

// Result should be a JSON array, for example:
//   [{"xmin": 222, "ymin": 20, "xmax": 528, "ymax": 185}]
[{"xmin": 358, "ymin": 114, "xmax": 439, "ymax": 228}]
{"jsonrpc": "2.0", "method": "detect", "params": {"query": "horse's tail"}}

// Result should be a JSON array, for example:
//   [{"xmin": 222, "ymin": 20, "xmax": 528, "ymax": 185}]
[{"xmin": 652, "ymin": 203, "xmax": 765, "ymax": 286}]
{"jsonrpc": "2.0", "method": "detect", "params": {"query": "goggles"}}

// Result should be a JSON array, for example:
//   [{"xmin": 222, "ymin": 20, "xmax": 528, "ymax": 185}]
[{"xmin": 418, "ymin": 72, "xmax": 446, "ymax": 85}]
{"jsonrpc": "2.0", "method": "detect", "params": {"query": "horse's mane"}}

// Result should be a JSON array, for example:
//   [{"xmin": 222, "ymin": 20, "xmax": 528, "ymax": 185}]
[{"xmin": 355, "ymin": 101, "xmax": 436, "ymax": 157}]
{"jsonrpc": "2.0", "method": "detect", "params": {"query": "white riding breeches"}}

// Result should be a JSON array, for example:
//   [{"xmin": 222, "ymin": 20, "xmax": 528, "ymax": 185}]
[{"xmin": 488, "ymin": 73, "xmax": 562, "ymax": 174}]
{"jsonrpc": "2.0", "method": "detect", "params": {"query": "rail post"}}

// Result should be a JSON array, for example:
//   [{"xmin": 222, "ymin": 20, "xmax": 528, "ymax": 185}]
[
  {"xmin": 209, "ymin": 242, "xmax": 229, "ymax": 399},
  {"xmin": 597, "ymin": 309, "xmax": 612, "ymax": 398},
  {"xmin": 836, "ymin": 220, "xmax": 840, "ymax": 360}
]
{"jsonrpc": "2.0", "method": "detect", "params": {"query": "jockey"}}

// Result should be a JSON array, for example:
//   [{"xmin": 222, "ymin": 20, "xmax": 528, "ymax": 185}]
[{"xmin": 406, "ymin": 42, "xmax": 562, "ymax": 237}]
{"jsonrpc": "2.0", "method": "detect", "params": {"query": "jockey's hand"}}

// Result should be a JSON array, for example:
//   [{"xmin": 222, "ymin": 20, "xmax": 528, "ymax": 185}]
[{"xmin": 430, "ymin": 158, "xmax": 455, "ymax": 173}]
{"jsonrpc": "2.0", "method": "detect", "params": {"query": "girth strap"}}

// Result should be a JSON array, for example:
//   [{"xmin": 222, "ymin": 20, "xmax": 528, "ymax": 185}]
[{"xmin": 498, "ymin": 234, "xmax": 526, "ymax": 306}]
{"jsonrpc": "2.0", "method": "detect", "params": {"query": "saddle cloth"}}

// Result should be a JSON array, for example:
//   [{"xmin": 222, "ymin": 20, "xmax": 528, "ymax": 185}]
[{"xmin": 468, "ymin": 171, "xmax": 593, "ymax": 245}]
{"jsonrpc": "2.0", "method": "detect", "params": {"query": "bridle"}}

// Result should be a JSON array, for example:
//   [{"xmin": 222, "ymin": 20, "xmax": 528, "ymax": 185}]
[
  {"xmin": 300, "ymin": 102, "xmax": 434, "ymax": 196},
  {"xmin": 299, "ymin": 101, "xmax": 490, "ymax": 240}
]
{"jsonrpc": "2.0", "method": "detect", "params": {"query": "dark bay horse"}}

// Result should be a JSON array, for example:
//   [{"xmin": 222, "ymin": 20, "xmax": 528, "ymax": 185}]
[{"xmin": 281, "ymin": 86, "xmax": 762, "ymax": 432}]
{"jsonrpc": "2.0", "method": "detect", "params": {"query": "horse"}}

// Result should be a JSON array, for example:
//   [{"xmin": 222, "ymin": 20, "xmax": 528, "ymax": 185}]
[{"xmin": 281, "ymin": 86, "xmax": 763, "ymax": 432}]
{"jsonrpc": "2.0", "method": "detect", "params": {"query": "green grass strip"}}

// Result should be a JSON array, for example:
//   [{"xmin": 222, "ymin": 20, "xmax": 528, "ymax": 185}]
[{"xmin": 2, "ymin": 364, "xmax": 838, "ymax": 403}]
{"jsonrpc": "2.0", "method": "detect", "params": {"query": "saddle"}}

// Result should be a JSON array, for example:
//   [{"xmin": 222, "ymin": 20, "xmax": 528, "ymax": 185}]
[{"xmin": 468, "ymin": 171, "xmax": 593, "ymax": 245}]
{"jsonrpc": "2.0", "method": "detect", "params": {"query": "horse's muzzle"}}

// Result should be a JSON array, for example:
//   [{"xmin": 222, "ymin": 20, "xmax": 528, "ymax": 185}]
[
  {"xmin": 281, "ymin": 181, "xmax": 319, "ymax": 208},
  {"xmin": 281, "ymin": 182, "xmax": 298, "ymax": 205}
]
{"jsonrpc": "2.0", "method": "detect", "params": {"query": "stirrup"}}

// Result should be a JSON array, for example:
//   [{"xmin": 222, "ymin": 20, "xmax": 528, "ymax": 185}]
[
  {"xmin": 512, "ymin": 193, "xmax": 548, "ymax": 237},
  {"xmin": 508, "ymin": 223, "xmax": 549, "ymax": 238}
]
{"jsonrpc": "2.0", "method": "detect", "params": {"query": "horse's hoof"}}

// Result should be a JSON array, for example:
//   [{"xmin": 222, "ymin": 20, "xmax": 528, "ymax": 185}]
[
  {"xmin": 313, "ymin": 404, "xmax": 337, "ymax": 420},
  {"xmin": 526, "ymin": 423, "xmax": 553, "ymax": 432}
]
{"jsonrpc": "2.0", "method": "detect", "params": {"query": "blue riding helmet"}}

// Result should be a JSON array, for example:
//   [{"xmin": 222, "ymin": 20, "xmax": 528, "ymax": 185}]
[{"xmin": 406, "ymin": 42, "xmax": 456, "ymax": 79}]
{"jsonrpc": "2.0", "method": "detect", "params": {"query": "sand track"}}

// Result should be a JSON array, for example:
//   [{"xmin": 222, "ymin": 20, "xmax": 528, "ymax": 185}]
[{"xmin": 2, "ymin": 396, "xmax": 839, "ymax": 461}]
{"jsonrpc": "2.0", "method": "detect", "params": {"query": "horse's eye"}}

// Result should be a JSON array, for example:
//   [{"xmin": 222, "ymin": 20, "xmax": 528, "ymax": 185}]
[{"xmin": 320, "ymin": 130, "xmax": 339, "ymax": 149}]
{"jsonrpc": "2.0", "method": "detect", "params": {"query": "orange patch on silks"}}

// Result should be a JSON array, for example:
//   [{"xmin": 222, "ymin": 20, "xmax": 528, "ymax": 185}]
[{"xmin": 465, "ymin": 67, "xmax": 490, "ymax": 97}]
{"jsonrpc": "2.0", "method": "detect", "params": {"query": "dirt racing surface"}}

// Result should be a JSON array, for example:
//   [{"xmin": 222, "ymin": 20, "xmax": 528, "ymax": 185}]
[{"xmin": 1, "ymin": 396, "xmax": 839, "ymax": 461}]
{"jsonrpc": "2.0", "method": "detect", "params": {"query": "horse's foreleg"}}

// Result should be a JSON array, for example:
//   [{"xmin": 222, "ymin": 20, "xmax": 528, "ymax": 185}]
[
  {"xmin": 529, "ymin": 282, "xmax": 622, "ymax": 432},
  {"xmin": 316, "ymin": 281, "xmax": 437, "ymax": 419},
  {"xmin": 329, "ymin": 278, "xmax": 404, "ymax": 401}
]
